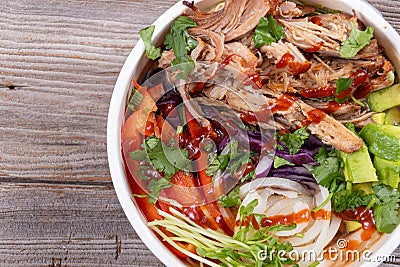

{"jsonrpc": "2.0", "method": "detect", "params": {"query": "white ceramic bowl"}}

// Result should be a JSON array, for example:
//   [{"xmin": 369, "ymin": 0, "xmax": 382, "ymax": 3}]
[{"xmin": 107, "ymin": 1, "xmax": 400, "ymax": 266}]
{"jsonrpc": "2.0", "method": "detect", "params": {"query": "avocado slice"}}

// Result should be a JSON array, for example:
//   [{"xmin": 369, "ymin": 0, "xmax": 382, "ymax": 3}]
[
  {"xmin": 344, "ymin": 220, "xmax": 362, "ymax": 232},
  {"xmin": 385, "ymin": 106, "xmax": 400, "ymax": 126},
  {"xmin": 371, "ymin": 113, "xmax": 386, "ymax": 125},
  {"xmin": 374, "ymin": 156, "xmax": 400, "ymax": 188},
  {"xmin": 338, "ymin": 144, "xmax": 378, "ymax": 184},
  {"xmin": 352, "ymin": 183, "xmax": 374, "ymax": 194},
  {"xmin": 367, "ymin": 83, "xmax": 400, "ymax": 112},
  {"xmin": 360, "ymin": 124, "xmax": 400, "ymax": 161}
]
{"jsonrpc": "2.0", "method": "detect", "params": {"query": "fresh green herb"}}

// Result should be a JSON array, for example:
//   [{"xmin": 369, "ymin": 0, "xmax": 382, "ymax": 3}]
[
  {"xmin": 295, "ymin": 233, "xmax": 304, "ymax": 238},
  {"xmin": 331, "ymin": 190, "xmax": 373, "ymax": 212},
  {"xmin": 253, "ymin": 14, "xmax": 285, "ymax": 48},
  {"xmin": 308, "ymin": 261, "xmax": 320, "ymax": 267},
  {"xmin": 241, "ymin": 170, "xmax": 255, "ymax": 182},
  {"xmin": 311, "ymin": 146, "xmax": 346, "ymax": 192},
  {"xmin": 313, "ymin": 192, "xmax": 333, "ymax": 212},
  {"xmin": 130, "ymin": 136, "xmax": 189, "ymax": 179},
  {"xmin": 373, "ymin": 184, "xmax": 399, "ymax": 204},
  {"xmin": 206, "ymin": 141, "xmax": 253, "ymax": 181},
  {"xmin": 206, "ymin": 152, "xmax": 230, "ymax": 177},
  {"xmin": 149, "ymin": 204, "xmax": 297, "ymax": 267},
  {"xmin": 351, "ymin": 95, "xmax": 365, "ymax": 107},
  {"xmin": 185, "ymin": 31, "xmax": 198, "ymax": 50},
  {"xmin": 340, "ymin": 21, "xmax": 374, "ymax": 58},
  {"xmin": 374, "ymin": 202, "xmax": 399, "ymax": 233},
  {"xmin": 336, "ymin": 78, "xmax": 353, "ymax": 94},
  {"xmin": 147, "ymin": 178, "xmax": 173, "ymax": 204},
  {"xmin": 314, "ymin": 5, "xmax": 341, "ymax": 14},
  {"xmin": 239, "ymin": 199, "xmax": 259, "ymax": 220},
  {"xmin": 164, "ymin": 16, "xmax": 197, "ymax": 79},
  {"xmin": 335, "ymin": 97, "xmax": 348, "ymax": 104},
  {"xmin": 218, "ymin": 186, "xmax": 242, "ymax": 208},
  {"xmin": 139, "ymin": 25, "xmax": 162, "ymax": 60},
  {"xmin": 279, "ymin": 127, "xmax": 309, "ymax": 155},
  {"xmin": 274, "ymin": 155, "xmax": 295, "ymax": 168},
  {"xmin": 127, "ymin": 89, "xmax": 144, "ymax": 111},
  {"xmin": 372, "ymin": 184, "xmax": 400, "ymax": 233},
  {"xmin": 345, "ymin": 122, "xmax": 357, "ymax": 135},
  {"xmin": 135, "ymin": 167, "xmax": 150, "ymax": 181}
]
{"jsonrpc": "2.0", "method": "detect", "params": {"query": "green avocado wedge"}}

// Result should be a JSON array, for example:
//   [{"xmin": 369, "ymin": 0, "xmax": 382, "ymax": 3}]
[
  {"xmin": 367, "ymin": 83, "xmax": 400, "ymax": 112},
  {"xmin": 338, "ymin": 144, "xmax": 378, "ymax": 184},
  {"xmin": 360, "ymin": 124, "xmax": 400, "ymax": 161},
  {"xmin": 374, "ymin": 156, "xmax": 400, "ymax": 188}
]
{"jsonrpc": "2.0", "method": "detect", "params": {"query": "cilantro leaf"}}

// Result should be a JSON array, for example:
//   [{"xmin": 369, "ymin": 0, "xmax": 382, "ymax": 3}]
[
  {"xmin": 373, "ymin": 184, "xmax": 400, "ymax": 204},
  {"xmin": 374, "ymin": 201, "xmax": 399, "ymax": 233},
  {"xmin": 314, "ymin": 145, "xmax": 331, "ymax": 164},
  {"xmin": 164, "ymin": 16, "xmax": 197, "ymax": 80},
  {"xmin": 145, "ymin": 136, "xmax": 189, "ymax": 178},
  {"xmin": 239, "ymin": 199, "xmax": 259, "ymax": 219},
  {"xmin": 131, "ymin": 136, "xmax": 189, "ymax": 180},
  {"xmin": 279, "ymin": 127, "xmax": 309, "ymax": 155},
  {"xmin": 206, "ymin": 141, "xmax": 253, "ymax": 181},
  {"xmin": 340, "ymin": 22, "xmax": 374, "ymax": 58},
  {"xmin": 274, "ymin": 155, "xmax": 295, "ymax": 168},
  {"xmin": 206, "ymin": 152, "xmax": 230, "ymax": 177},
  {"xmin": 372, "ymin": 184, "xmax": 400, "ymax": 233},
  {"xmin": 311, "ymin": 146, "xmax": 346, "ymax": 192},
  {"xmin": 336, "ymin": 78, "xmax": 354, "ymax": 94},
  {"xmin": 139, "ymin": 25, "xmax": 162, "ymax": 60},
  {"xmin": 332, "ymin": 190, "xmax": 373, "ymax": 212},
  {"xmin": 129, "ymin": 149, "xmax": 149, "ymax": 161},
  {"xmin": 127, "ymin": 89, "xmax": 144, "ymax": 111},
  {"xmin": 147, "ymin": 178, "xmax": 173, "ymax": 204},
  {"xmin": 253, "ymin": 14, "xmax": 285, "ymax": 48},
  {"xmin": 218, "ymin": 186, "xmax": 241, "ymax": 208}
]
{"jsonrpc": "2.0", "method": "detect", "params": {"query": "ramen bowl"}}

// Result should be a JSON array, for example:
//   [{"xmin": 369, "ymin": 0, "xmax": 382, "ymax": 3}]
[{"xmin": 107, "ymin": 0, "xmax": 400, "ymax": 266}]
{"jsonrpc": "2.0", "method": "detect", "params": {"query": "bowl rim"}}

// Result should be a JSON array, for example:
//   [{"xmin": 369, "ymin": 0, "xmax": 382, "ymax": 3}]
[{"xmin": 107, "ymin": 1, "xmax": 400, "ymax": 266}]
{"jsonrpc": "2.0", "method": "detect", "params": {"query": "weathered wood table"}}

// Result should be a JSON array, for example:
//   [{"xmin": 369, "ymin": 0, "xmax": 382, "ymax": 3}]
[{"xmin": 0, "ymin": 0, "xmax": 399, "ymax": 266}]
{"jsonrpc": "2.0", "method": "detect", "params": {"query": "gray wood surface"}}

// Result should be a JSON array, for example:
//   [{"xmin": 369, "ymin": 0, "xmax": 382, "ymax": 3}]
[{"xmin": 0, "ymin": 0, "xmax": 399, "ymax": 266}]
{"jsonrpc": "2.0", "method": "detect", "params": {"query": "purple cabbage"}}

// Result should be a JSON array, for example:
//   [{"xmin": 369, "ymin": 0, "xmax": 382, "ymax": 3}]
[
  {"xmin": 275, "ymin": 149, "xmax": 318, "ymax": 166},
  {"xmin": 156, "ymin": 87, "xmax": 183, "ymax": 128},
  {"xmin": 276, "ymin": 133, "xmax": 323, "ymax": 165},
  {"xmin": 217, "ymin": 135, "xmax": 229, "ymax": 153},
  {"xmin": 269, "ymin": 165, "xmax": 319, "ymax": 194},
  {"xmin": 247, "ymin": 130, "xmax": 263, "ymax": 153},
  {"xmin": 303, "ymin": 134, "xmax": 324, "ymax": 157}
]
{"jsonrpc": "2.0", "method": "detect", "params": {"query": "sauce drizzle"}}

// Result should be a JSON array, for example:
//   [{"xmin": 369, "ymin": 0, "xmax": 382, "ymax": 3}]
[
  {"xmin": 268, "ymin": 94, "xmax": 298, "ymax": 114},
  {"xmin": 236, "ymin": 209, "xmax": 331, "ymax": 228},
  {"xmin": 336, "ymin": 206, "xmax": 376, "ymax": 241}
]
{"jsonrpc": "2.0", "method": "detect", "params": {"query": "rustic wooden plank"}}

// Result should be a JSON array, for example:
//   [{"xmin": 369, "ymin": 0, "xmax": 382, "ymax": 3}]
[
  {"xmin": 0, "ymin": 0, "xmax": 177, "ymax": 183},
  {"xmin": 368, "ymin": 0, "xmax": 400, "ymax": 30},
  {"xmin": 0, "ymin": 183, "xmax": 163, "ymax": 266}
]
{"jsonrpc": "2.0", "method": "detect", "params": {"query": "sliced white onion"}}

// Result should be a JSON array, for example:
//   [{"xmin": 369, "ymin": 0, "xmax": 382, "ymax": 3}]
[
  {"xmin": 265, "ymin": 199, "xmax": 310, "ymax": 236},
  {"xmin": 293, "ymin": 186, "xmax": 342, "ymax": 266},
  {"xmin": 286, "ymin": 219, "xmax": 326, "ymax": 246},
  {"xmin": 240, "ymin": 188, "xmax": 274, "ymax": 215},
  {"xmin": 239, "ymin": 177, "xmax": 310, "ymax": 199},
  {"xmin": 238, "ymin": 179, "xmax": 341, "ymax": 266}
]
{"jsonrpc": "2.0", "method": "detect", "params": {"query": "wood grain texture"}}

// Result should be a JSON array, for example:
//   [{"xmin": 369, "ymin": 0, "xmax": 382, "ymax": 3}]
[
  {"xmin": 0, "ymin": 0, "xmax": 399, "ymax": 266},
  {"xmin": 0, "ymin": 183, "xmax": 164, "ymax": 266},
  {"xmin": 0, "ymin": 0, "xmax": 175, "ymax": 183}
]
